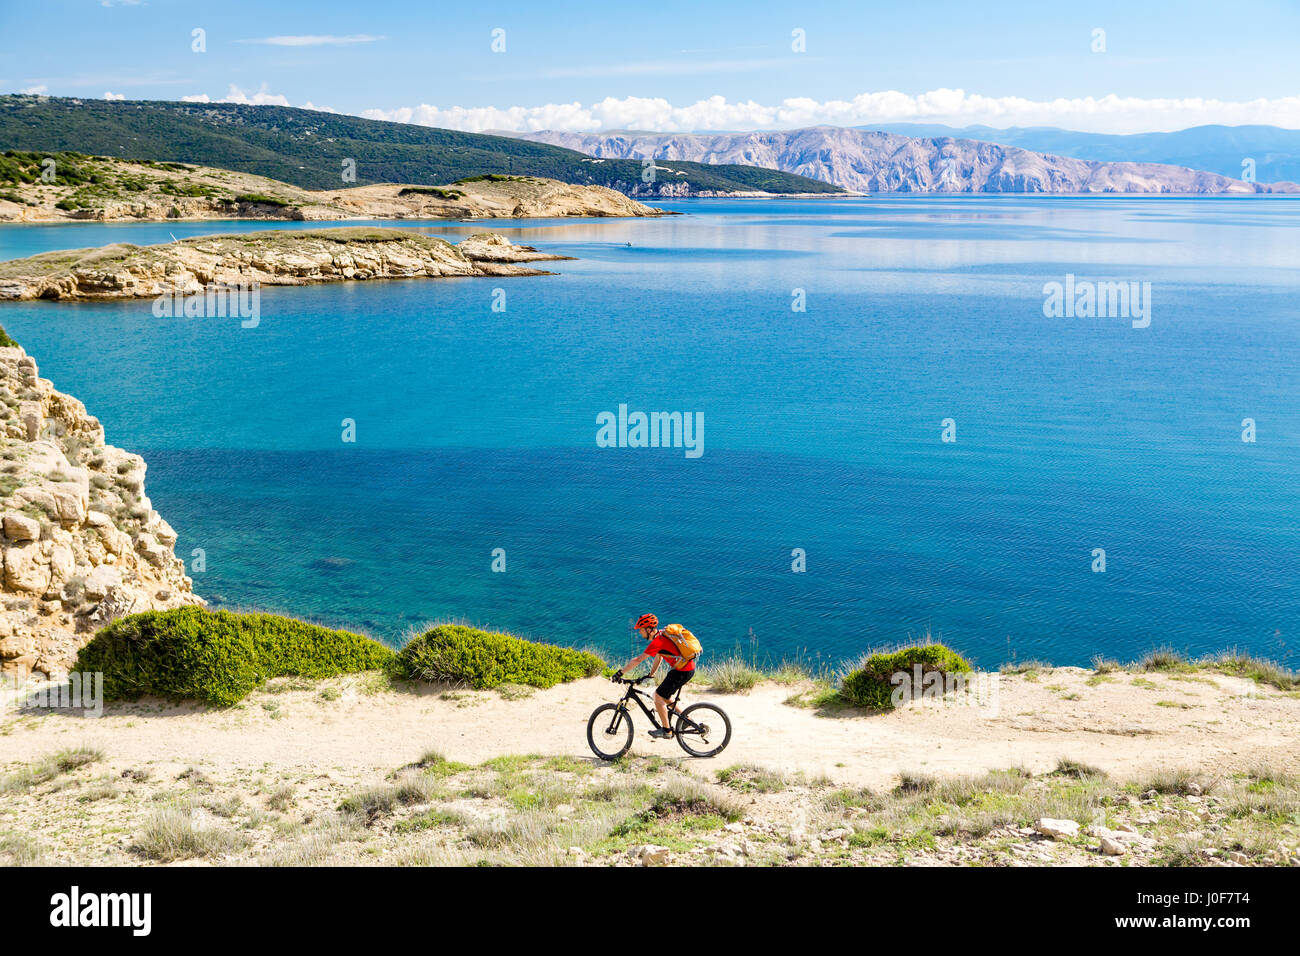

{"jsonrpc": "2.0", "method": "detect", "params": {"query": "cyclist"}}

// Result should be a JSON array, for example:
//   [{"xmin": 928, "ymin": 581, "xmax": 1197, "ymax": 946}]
[{"xmin": 613, "ymin": 613, "xmax": 694, "ymax": 739}]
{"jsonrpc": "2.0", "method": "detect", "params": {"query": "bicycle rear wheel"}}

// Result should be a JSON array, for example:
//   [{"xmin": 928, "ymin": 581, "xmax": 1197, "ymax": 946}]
[
  {"xmin": 675, "ymin": 703, "xmax": 731, "ymax": 757},
  {"xmin": 587, "ymin": 703, "xmax": 634, "ymax": 760}
]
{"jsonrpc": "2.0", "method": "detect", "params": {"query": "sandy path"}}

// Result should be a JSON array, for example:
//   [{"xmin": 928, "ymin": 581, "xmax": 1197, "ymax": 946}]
[{"xmin": 2, "ymin": 668, "xmax": 1296, "ymax": 789}]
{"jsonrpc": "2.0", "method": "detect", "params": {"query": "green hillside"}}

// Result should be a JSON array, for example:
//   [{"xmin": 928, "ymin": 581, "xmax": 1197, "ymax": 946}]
[{"xmin": 0, "ymin": 95, "xmax": 842, "ymax": 195}]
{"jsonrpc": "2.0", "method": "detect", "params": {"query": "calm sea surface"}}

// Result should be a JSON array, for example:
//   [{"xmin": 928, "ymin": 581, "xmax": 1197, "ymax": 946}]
[{"xmin": 1, "ymin": 197, "xmax": 1297, "ymax": 669}]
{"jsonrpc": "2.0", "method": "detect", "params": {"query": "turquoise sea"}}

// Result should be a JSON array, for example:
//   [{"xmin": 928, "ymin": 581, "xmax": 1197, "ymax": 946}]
[{"xmin": 1, "ymin": 197, "xmax": 1298, "ymax": 669}]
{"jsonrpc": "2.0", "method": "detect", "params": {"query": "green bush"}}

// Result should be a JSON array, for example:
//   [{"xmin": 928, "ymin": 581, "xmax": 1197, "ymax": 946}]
[
  {"xmin": 391, "ymin": 624, "xmax": 604, "ymax": 689},
  {"xmin": 0, "ymin": 324, "xmax": 18, "ymax": 348},
  {"xmin": 74, "ymin": 607, "xmax": 394, "ymax": 706},
  {"xmin": 233, "ymin": 193, "xmax": 290, "ymax": 207},
  {"xmin": 840, "ymin": 643, "xmax": 973, "ymax": 710}
]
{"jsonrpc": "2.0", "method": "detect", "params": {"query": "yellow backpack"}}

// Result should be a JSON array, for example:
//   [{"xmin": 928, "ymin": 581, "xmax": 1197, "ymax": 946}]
[{"xmin": 661, "ymin": 624, "xmax": 702, "ymax": 669}]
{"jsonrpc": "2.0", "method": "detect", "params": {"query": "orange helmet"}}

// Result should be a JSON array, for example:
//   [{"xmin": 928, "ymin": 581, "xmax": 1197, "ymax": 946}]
[{"xmin": 635, "ymin": 614, "xmax": 659, "ymax": 630}]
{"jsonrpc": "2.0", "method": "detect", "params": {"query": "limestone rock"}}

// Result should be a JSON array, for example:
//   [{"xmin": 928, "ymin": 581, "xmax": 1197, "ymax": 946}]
[
  {"xmin": 638, "ymin": 845, "xmax": 671, "ymax": 866},
  {"xmin": 1099, "ymin": 836, "xmax": 1127, "ymax": 856},
  {"xmin": 1034, "ymin": 818, "xmax": 1080, "ymax": 840},
  {"xmin": 0, "ymin": 346, "xmax": 202, "ymax": 678},
  {"xmin": 3, "ymin": 512, "xmax": 39, "ymax": 542}
]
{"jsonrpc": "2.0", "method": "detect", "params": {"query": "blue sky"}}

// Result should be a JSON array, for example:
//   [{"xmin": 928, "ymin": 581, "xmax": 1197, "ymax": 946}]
[{"xmin": 2, "ymin": 0, "xmax": 1298, "ymax": 132}]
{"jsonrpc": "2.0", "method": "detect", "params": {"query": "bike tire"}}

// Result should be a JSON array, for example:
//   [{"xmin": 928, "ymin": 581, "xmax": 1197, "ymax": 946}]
[
  {"xmin": 675, "ymin": 702, "xmax": 732, "ymax": 757},
  {"xmin": 587, "ymin": 702, "xmax": 634, "ymax": 760}
]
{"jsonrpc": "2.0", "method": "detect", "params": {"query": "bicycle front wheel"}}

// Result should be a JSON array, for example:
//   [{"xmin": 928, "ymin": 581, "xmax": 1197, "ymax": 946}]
[
  {"xmin": 587, "ymin": 703, "xmax": 634, "ymax": 760},
  {"xmin": 675, "ymin": 703, "xmax": 731, "ymax": 757}
]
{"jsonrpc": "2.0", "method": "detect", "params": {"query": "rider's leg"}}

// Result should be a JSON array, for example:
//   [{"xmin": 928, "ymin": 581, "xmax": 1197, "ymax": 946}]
[{"xmin": 653, "ymin": 693, "xmax": 671, "ymax": 729}]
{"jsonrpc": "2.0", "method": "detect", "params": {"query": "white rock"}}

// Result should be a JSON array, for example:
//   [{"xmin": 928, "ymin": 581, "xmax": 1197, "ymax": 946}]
[
  {"xmin": 1034, "ymin": 818, "xmax": 1080, "ymax": 840},
  {"xmin": 1100, "ymin": 836, "xmax": 1126, "ymax": 856},
  {"xmin": 639, "ymin": 844, "xmax": 670, "ymax": 866}
]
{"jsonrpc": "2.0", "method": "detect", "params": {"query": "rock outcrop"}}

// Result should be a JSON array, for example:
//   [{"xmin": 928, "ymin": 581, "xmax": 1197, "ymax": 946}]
[
  {"xmin": 0, "ymin": 228, "xmax": 570, "ymax": 302},
  {"xmin": 0, "ymin": 347, "xmax": 200, "ymax": 679}
]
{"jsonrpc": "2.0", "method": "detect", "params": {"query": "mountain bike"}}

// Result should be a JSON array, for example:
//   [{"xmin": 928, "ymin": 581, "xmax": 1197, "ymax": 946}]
[{"xmin": 587, "ymin": 674, "xmax": 731, "ymax": 760}]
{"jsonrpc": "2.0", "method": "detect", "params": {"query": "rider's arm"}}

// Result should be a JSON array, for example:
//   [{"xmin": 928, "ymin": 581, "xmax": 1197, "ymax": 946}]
[{"xmin": 618, "ymin": 652, "xmax": 649, "ymax": 674}]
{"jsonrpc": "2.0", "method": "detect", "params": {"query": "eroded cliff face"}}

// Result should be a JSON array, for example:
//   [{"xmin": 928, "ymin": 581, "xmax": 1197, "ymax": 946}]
[{"xmin": 0, "ymin": 347, "xmax": 201, "ymax": 679}]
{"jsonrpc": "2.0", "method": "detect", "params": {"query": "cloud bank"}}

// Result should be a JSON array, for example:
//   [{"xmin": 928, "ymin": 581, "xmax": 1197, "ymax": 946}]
[{"xmin": 358, "ymin": 89, "xmax": 1300, "ymax": 134}]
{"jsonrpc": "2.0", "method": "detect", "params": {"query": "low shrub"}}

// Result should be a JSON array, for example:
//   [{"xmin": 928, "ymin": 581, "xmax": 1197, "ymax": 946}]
[
  {"xmin": 839, "ymin": 642, "xmax": 973, "ymax": 710},
  {"xmin": 74, "ymin": 607, "xmax": 394, "ymax": 706},
  {"xmin": 390, "ymin": 623, "xmax": 604, "ymax": 690},
  {"xmin": 233, "ymin": 192, "xmax": 290, "ymax": 207},
  {"xmin": 0, "ymin": 324, "xmax": 19, "ymax": 348}
]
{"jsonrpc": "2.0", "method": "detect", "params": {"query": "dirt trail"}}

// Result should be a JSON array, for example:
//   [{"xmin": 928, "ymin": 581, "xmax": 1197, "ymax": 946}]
[{"xmin": 3, "ymin": 667, "xmax": 1295, "ymax": 789}]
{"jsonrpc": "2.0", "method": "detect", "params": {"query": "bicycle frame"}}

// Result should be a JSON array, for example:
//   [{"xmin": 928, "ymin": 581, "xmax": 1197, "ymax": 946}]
[{"xmin": 610, "ymin": 680, "xmax": 704, "ymax": 735}]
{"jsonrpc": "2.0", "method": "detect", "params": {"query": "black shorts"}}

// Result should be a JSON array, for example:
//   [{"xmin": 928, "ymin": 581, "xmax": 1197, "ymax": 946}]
[{"xmin": 656, "ymin": 668, "xmax": 693, "ymax": 700}]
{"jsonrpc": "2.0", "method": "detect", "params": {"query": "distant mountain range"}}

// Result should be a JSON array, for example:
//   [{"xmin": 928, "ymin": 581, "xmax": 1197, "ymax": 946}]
[
  {"xmin": 518, "ymin": 126, "xmax": 1300, "ymax": 194},
  {"xmin": 865, "ymin": 123, "xmax": 1300, "ymax": 185},
  {"xmin": 0, "ymin": 96, "xmax": 841, "ymax": 197}
]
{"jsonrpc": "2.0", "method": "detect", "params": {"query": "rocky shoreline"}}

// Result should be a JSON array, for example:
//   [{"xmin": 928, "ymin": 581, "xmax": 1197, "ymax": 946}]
[
  {"xmin": 0, "ymin": 347, "xmax": 200, "ymax": 679},
  {"xmin": 0, "ymin": 228, "xmax": 569, "ymax": 302}
]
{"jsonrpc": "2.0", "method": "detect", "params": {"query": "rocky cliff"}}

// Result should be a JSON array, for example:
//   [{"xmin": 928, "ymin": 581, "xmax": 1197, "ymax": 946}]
[
  {"xmin": 0, "ymin": 345, "xmax": 201, "ymax": 679},
  {"xmin": 0, "ymin": 228, "xmax": 569, "ymax": 301},
  {"xmin": 520, "ymin": 126, "xmax": 1300, "ymax": 194}
]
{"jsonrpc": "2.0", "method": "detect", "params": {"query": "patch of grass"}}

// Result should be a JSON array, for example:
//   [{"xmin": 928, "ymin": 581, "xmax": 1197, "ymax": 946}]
[
  {"xmin": 133, "ymin": 807, "xmax": 250, "ymax": 862},
  {"xmin": 1000, "ymin": 659, "xmax": 1050, "ymax": 677},
  {"xmin": 393, "ymin": 808, "xmax": 467, "ymax": 834},
  {"xmin": 339, "ymin": 774, "xmax": 438, "ymax": 824},
  {"xmin": 717, "ymin": 764, "xmax": 791, "ymax": 794},
  {"xmin": 0, "ymin": 831, "xmax": 45, "ymax": 865},
  {"xmin": 697, "ymin": 656, "xmax": 763, "ymax": 693},
  {"xmin": 1052, "ymin": 758, "xmax": 1108, "ymax": 780},
  {"xmin": 0, "ymin": 746, "xmax": 102, "ymax": 792},
  {"xmin": 1203, "ymin": 649, "xmax": 1298, "ymax": 691},
  {"xmin": 1137, "ymin": 647, "xmax": 1191, "ymax": 673},
  {"xmin": 1132, "ymin": 768, "xmax": 1211, "ymax": 797}
]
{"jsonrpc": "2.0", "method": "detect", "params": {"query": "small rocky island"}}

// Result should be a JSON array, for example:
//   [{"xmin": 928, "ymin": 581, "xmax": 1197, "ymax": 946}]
[{"xmin": 0, "ymin": 228, "xmax": 570, "ymax": 301}]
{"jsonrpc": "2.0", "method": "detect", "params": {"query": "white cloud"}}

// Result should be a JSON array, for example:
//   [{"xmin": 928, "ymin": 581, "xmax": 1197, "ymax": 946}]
[
  {"xmin": 181, "ymin": 84, "xmax": 291, "ymax": 106},
  {"xmin": 238, "ymin": 34, "xmax": 383, "ymax": 47},
  {"xmin": 19, "ymin": 84, "xmax": 48, "ymax": 95},
  {"xmin": 358, "ymin": 89, "xmax": 1300, "ymax": 135},
  {"xmin": 103, "ymin": 91, "xmax": 126, "ymax": 101}
]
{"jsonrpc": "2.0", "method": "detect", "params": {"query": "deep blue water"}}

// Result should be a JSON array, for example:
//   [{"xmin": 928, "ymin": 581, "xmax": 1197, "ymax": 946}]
[{"xmin": 1, "ymin": 197, "xmax": 1298, "ymax": 669}]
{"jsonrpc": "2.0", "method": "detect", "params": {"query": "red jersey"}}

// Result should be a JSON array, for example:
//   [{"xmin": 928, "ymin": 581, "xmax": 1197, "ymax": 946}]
[{"xmin": 644, "ymin": 631, "xmax": 695, "ymax": 672}]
